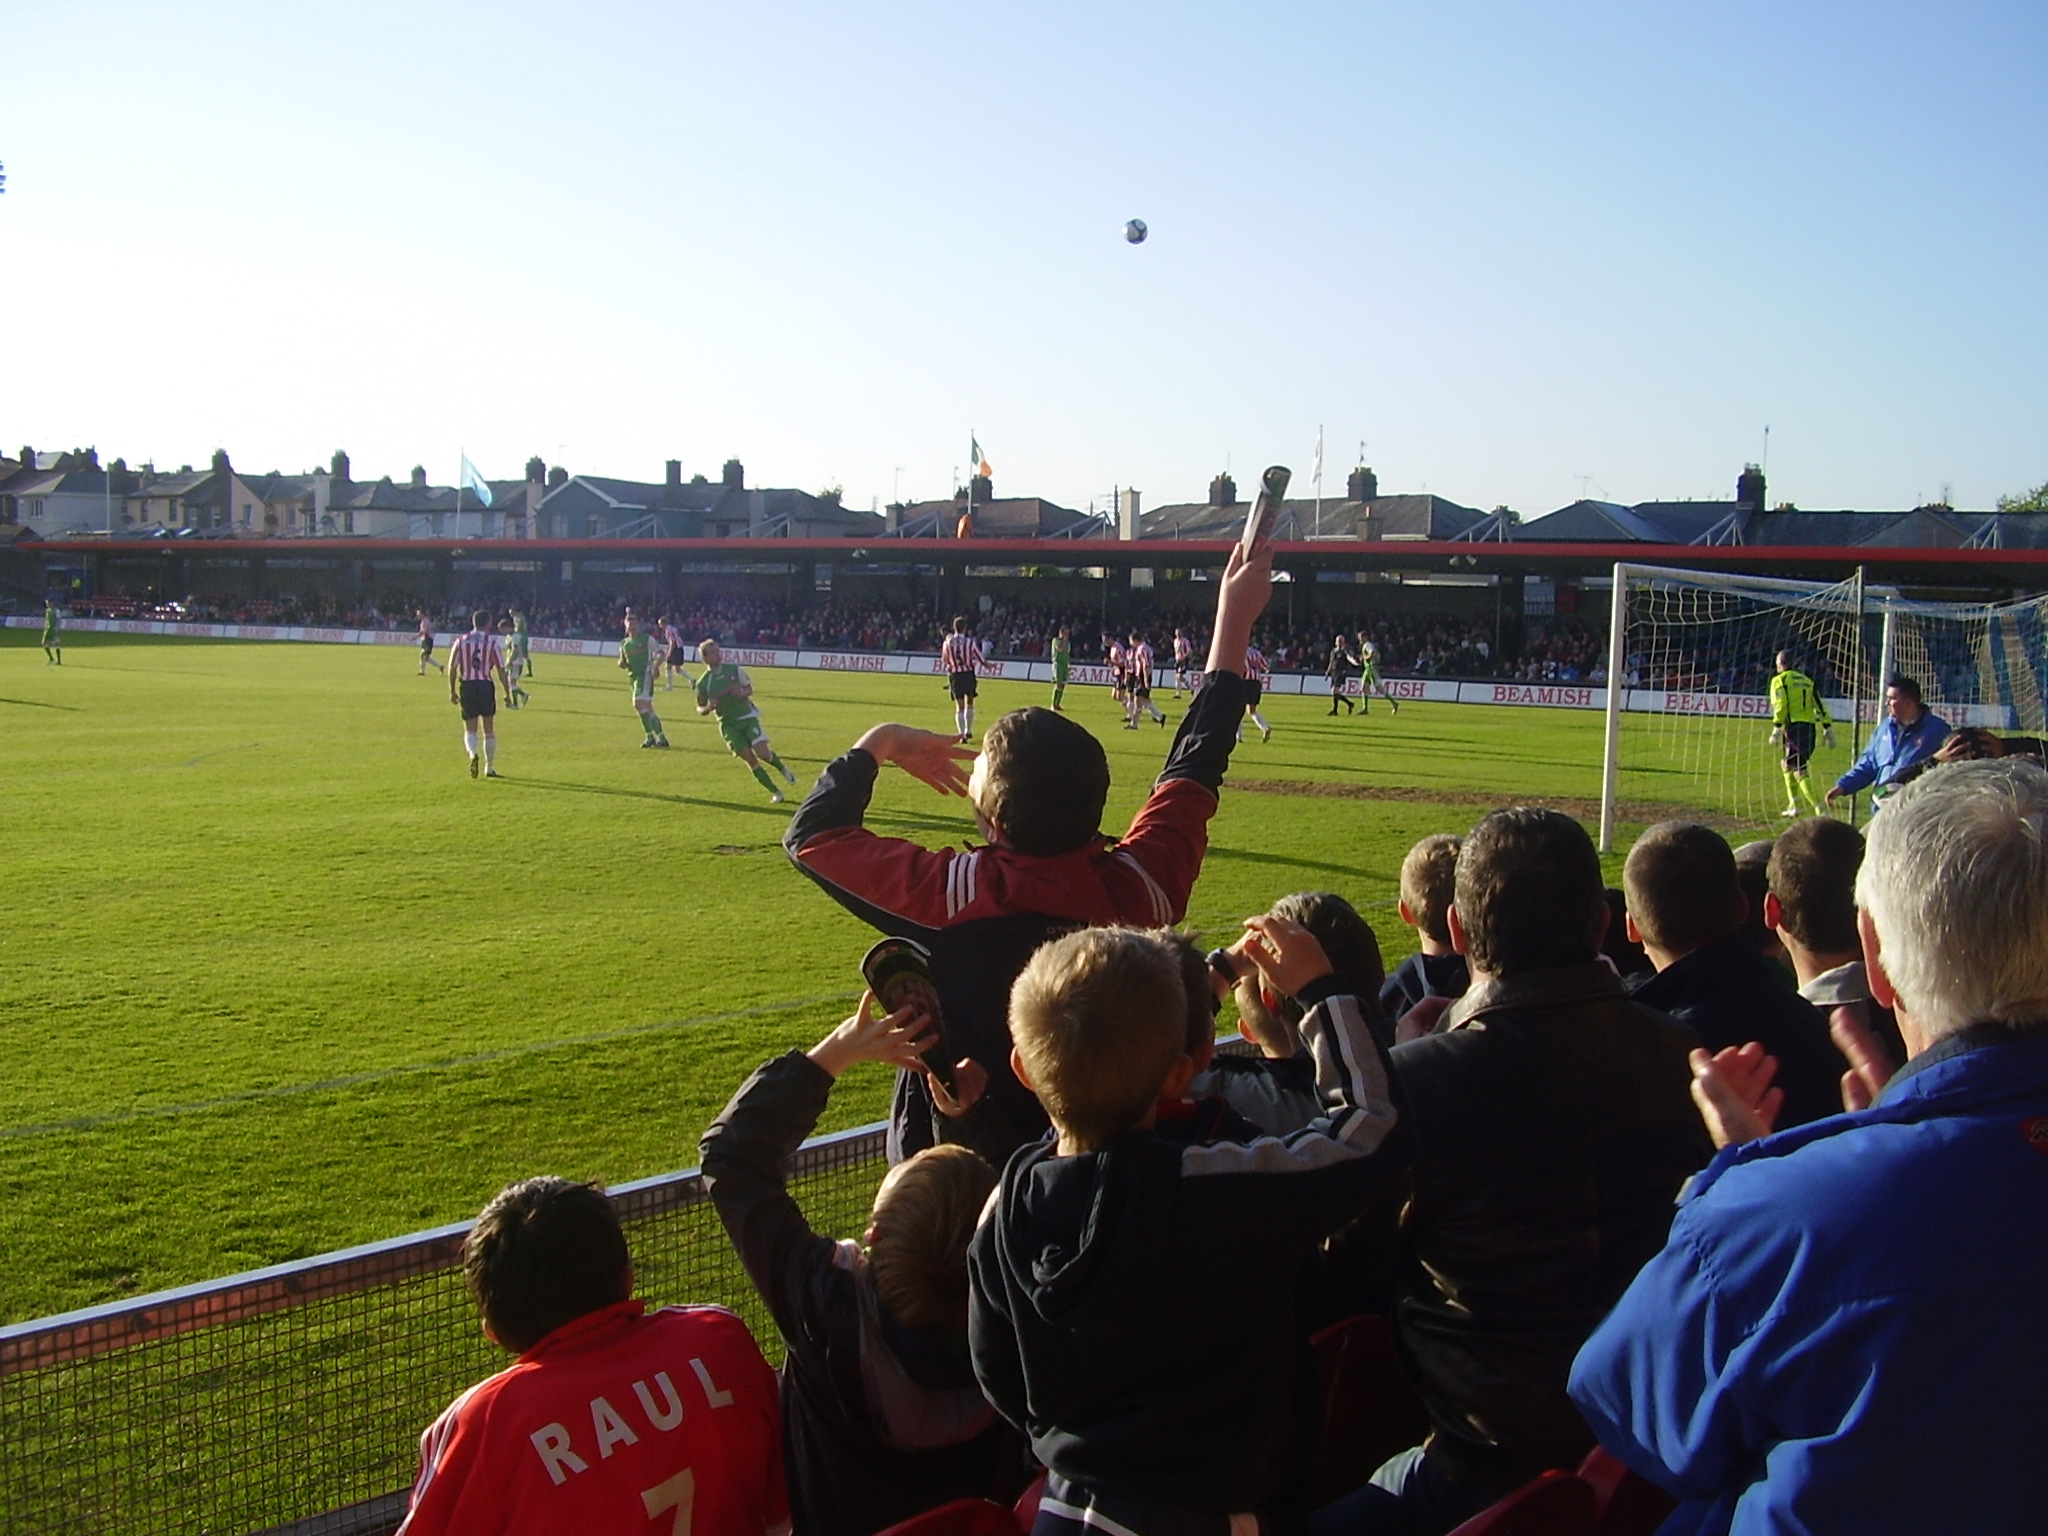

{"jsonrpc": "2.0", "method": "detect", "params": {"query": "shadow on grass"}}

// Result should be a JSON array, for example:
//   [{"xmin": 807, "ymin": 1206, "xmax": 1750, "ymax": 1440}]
[
  {"xmin": 504, "ymin": 775, "xmax": 791, "ymax": 818},
  {"xmin": 0, "ymin": 696, "xmax": 83, "ymax": 711},
  {"xmin": 1203, "ymin": 842, "xmax": 1371, "ymax": 880}
]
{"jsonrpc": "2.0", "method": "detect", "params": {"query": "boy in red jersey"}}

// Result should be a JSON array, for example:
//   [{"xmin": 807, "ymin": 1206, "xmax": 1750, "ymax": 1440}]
[{"xmin": 397, "ymin": 1178, "xmax": 787, "ymax": 1536}]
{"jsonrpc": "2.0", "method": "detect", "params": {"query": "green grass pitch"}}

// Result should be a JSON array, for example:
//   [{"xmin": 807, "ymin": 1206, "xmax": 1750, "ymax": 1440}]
[{"xmin": 0, "ymin": 627, "xmax": 1813, "ymax": 1324}]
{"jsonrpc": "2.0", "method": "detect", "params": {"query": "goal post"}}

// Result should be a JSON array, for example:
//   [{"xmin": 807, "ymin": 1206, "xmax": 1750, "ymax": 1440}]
[
  {"xmin": 1598, "ymin": 563, "xmax": 2048, "ymax": 851},
  {"xmin": 1598, "ymin": 563, "xmax": 1874, "ymax": 851}
]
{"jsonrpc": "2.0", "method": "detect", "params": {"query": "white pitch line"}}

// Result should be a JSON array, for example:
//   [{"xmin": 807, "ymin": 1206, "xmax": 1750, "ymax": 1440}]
[{"xmin": 0, "ymin": 992, "xmax": 859, "ymax": 1141}]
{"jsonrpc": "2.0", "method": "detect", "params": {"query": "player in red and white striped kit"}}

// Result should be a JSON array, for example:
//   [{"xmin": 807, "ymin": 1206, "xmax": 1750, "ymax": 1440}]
[
  {"xmin": 1124, "ymin": 632, "xmax": 1168, "ymax": 729},
  {"xmin": 448, "ymin": 610, "xmax": 510, "ymax": 777},
  {"xmin": 940, "ymin": 618, "xmax": 988, "ymax": 742},
  {"xmin": 1240, "ymin": 642, "xmax": 1273, "ymax": 743},
  {"xmin": 1172, "ymin": 628, "xmax": 1195, "ymax": 696}
]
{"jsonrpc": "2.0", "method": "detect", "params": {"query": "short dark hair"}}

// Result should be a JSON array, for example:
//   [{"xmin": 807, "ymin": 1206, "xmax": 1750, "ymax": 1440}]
[
  {"xmin": 472, "ymin": 609, "xmax": 489, "ymax": 630},
  {"xmin": 1768, "ymin": 817, "xmax": 1865, "ymax": 954},
  {"xmin": 1268, "ymin": 892, "xmax": 1385, "ymax": 1021},
  {"xmin": 1455, "ymin": 808, "xmax": 1606, "ymax": 976},
  {"xmin": 951, "ymin": 615, "xmax": 966, "ymax": 632},
  {"xmin": 1733, "ymin": 839, "xmax": 1779, "ymax": 956},
  {"xmin": 978, "ymin": 707, "xmax": 1110, "ymax": 856},
  {"xmin": 1887, "ymin": 674, "xmax": 1923, "ymax": 704},
  {"xmin": 463, "ymin": 1178, "xmax": 630, "ymax": 1354},
  {"xmin": 1624, "ymin": 821, "xmax": 1744, "ymax": 956}
]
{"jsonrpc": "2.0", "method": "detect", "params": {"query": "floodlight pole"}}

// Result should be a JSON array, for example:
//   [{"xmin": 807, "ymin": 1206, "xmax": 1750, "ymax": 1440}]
[{"xmin": 1599, "ymin": 562, "xmax": 1631, "ymax": 854}]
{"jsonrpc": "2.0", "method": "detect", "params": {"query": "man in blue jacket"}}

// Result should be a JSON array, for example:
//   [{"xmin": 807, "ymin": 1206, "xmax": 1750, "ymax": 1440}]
[
  {"xmin": 1570, "ymin": 759, "xmax": 2048, "ymax": 1536},
  {"xmin": 1825, "ymin": 673, "xmax": 1948, "ymax": 810}
]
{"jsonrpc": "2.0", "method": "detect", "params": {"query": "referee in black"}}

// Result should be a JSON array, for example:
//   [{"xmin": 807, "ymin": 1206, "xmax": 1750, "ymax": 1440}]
[{"xmin": 449, "ymin": 609, "xmax": 511, "ymax": 778}]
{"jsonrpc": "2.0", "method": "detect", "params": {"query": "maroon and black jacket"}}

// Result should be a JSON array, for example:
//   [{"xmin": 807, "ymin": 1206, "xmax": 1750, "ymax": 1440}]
[{"xmin": 785, "ymin": 672, "xmax": 1246, "ymax": 1163}]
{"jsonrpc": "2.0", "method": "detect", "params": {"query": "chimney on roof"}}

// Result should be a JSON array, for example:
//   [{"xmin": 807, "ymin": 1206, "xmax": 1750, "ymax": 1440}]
[
  {"xmin": 79, "ymin": 447, "xmax": 101, "ymax": 471},
  {"xmin": 666, "ymin": 459, "xmax": 682, "ymax": 490},
  {"xmin": 722, "ymin": 458, "xmax": 744, "ymax": 490},
  {"xmin": 410, "ymin": 465, "xmax": 428, "ymax": 490},
  {"xmin": 331, "ymin": 450, "xmax": 351, "ymax": 482},
  {"xmin": 211, "ymin": 448, "xmax": 230, "ymax": 475},
  {"xmin": 547, "ymin": 465, "xmax": 568, "ymax": 488},
  {"xmin": 1118, "ymin": 488, "xmax": 1142, "ymax": 541},
  {"xmin": 1209, "ymin": 472, "xmax": 1237, "ymax": 508},
  {"xmin": 1736, "ymin": 463, "xmax": 1765, "ymax": 512},
  {"xmin": 17, "ymin": 446, "xmax": 31, "ymax": 473},
  {"xmin": 1348, "ymin": 465, "xmax": 1378, "ymax": 502},
  {"xmin": 526, "ymin": 456, "xmax": 546, "ymax": 484}
]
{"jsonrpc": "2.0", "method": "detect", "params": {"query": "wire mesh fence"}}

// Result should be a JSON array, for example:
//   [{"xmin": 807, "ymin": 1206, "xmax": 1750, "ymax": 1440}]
[{"xmin": 0, "ymin": 1123, "xmax": 889, "ymax": 1536}]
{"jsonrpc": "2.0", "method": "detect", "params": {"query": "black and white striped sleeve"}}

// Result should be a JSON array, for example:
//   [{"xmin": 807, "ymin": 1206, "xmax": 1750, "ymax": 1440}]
[{"xmin": 1176, "ymin": 979, "xmax": 1406, "ymax": 1224}]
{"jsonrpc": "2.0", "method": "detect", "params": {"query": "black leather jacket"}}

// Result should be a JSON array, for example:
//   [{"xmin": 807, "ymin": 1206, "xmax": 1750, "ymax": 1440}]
[{"xmin": 1386, "ymin": 961, "xmax": 1712, "ymax": 1493}]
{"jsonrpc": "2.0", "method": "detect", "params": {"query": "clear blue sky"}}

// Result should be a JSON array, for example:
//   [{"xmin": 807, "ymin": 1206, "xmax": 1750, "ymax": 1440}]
[{"xmin": 3, "ymin": 0, "xmax": 2042, "ymax": 515}]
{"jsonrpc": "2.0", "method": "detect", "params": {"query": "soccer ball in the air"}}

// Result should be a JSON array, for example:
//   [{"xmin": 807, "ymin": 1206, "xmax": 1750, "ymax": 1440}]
[{"xmin": 1124, "ymin": 218, "xmax": 1147, "ymax": 244}]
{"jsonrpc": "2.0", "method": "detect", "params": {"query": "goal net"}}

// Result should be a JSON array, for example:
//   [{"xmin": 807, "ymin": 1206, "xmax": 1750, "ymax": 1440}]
[{"xmin": 1597, "ymin": 564, "xmax": 2048, "ymax": 850}]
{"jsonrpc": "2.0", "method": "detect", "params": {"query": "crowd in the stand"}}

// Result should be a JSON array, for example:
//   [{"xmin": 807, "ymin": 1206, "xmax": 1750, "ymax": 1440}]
[
  {"xmin": 393, "ymin": 518, "xmax": 2047, "ymax": 1536},
  {"xmin": 81, "ymin": 588, "xmax": 1563, "ymax": 679}
]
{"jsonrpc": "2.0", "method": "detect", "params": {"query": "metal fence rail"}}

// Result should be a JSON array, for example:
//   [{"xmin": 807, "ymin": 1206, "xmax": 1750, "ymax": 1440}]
[{"xmin": 0, "ymin": 1124, "xmax": 891, "ymax": 1536}]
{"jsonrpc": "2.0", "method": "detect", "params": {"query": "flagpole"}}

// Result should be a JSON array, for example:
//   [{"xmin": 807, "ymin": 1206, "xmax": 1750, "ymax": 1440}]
[{"xmin": 1314, "ymin": 424, "xmax": 1324, "ymax": 536}]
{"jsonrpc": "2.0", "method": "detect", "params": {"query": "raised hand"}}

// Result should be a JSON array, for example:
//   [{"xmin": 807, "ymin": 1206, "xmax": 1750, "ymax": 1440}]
[
  {"xmin": 1205, "ymin": 534, "xmax": 1276, "ymax": 674},
  {"xmin": 854, "ymin": 723, "xmax": 976, "ymax": 796},
  {"xmin": 1688, "ymin": 1042, "xmax": 1784, "ymax": 1149},
  {"xmin": 806, "ymin": 990, "xmax": 939, "ymax": 1079},
  {"xmin": 1238, "ymin": 914, "xmax": 1334, "ymax": 1000}
]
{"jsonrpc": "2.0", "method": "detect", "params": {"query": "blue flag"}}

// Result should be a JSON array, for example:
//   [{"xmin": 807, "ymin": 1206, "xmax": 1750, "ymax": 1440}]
[{"xmin": 459, "ymin": 454, "xmax": 494, "ymax": 508}]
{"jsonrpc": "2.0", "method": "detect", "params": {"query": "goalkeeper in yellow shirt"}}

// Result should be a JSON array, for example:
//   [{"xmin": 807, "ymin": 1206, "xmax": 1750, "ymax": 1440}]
[{"xmin": 1768, "ymin": 650, "xmax": 1834, "ymax": 816}]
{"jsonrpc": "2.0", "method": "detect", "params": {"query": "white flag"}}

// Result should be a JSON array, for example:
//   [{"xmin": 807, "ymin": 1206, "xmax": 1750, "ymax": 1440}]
[
  {"xmin": 459, "ymin": 453, "xmax": 495, "ymax": 508},
  {"xmin": 1311, "ymin": 425, "xmax": 1324, "ymax": 485}
]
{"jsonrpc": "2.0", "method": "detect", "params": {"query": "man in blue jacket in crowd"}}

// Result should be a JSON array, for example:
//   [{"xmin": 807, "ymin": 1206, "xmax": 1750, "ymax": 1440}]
[
  {"xmin": 1825, "ymin": 673, "xmax": 1948, "ymax": 811},
  {"xmin": 1570, "ymin": 759, "xmax": 2048, "ymax": 1535}
]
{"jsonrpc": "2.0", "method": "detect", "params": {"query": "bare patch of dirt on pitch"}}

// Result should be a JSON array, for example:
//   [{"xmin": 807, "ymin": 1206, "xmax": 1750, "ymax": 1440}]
[{"xmin": 1231, "ymin": 778, "xmax": 1738, "ymax": 829}]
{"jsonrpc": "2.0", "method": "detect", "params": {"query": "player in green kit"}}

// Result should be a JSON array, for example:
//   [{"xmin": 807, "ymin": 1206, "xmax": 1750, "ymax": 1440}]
[
  {"xmin": 695, "ymin": 639, "xmax": 798, "ymax": 802},
  {"xmin": 1356, "ymin": 632, "xmax": 1399, "ymax": 714},
  {"xmin": 511, "ymin": 610, "xmax": 533, "ymax": 679},
  {"xmin": 40, "ymin": 601, "xmax": 62, "ymax": 664},
  {"xmin": 497, "ymin": 618, "xmax": 531, "ymax": 708},
  {"xmin": 1768, "ymin": 649, "xmax": 1834, "ymax": 816},
  {"xmin": 618, "ymin": 614, "xmax": 669, "ymax": 747},
  {"xmin": 1050, "ymin": 626, "xmax": 1071, "ymax": 711}
]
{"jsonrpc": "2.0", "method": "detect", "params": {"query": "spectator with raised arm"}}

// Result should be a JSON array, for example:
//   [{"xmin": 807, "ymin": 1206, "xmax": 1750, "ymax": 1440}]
[
  {"xmin": 971, "ymin": 922, "xmax": 1405, "ymax": 1536},
  {"xmin": 783, "ymin": 535, "xmax": 1276, "ymax": 1165},
  {"xmin": 700, "ymin": 994, "xmax": 1024, "ymax": 1536}
]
